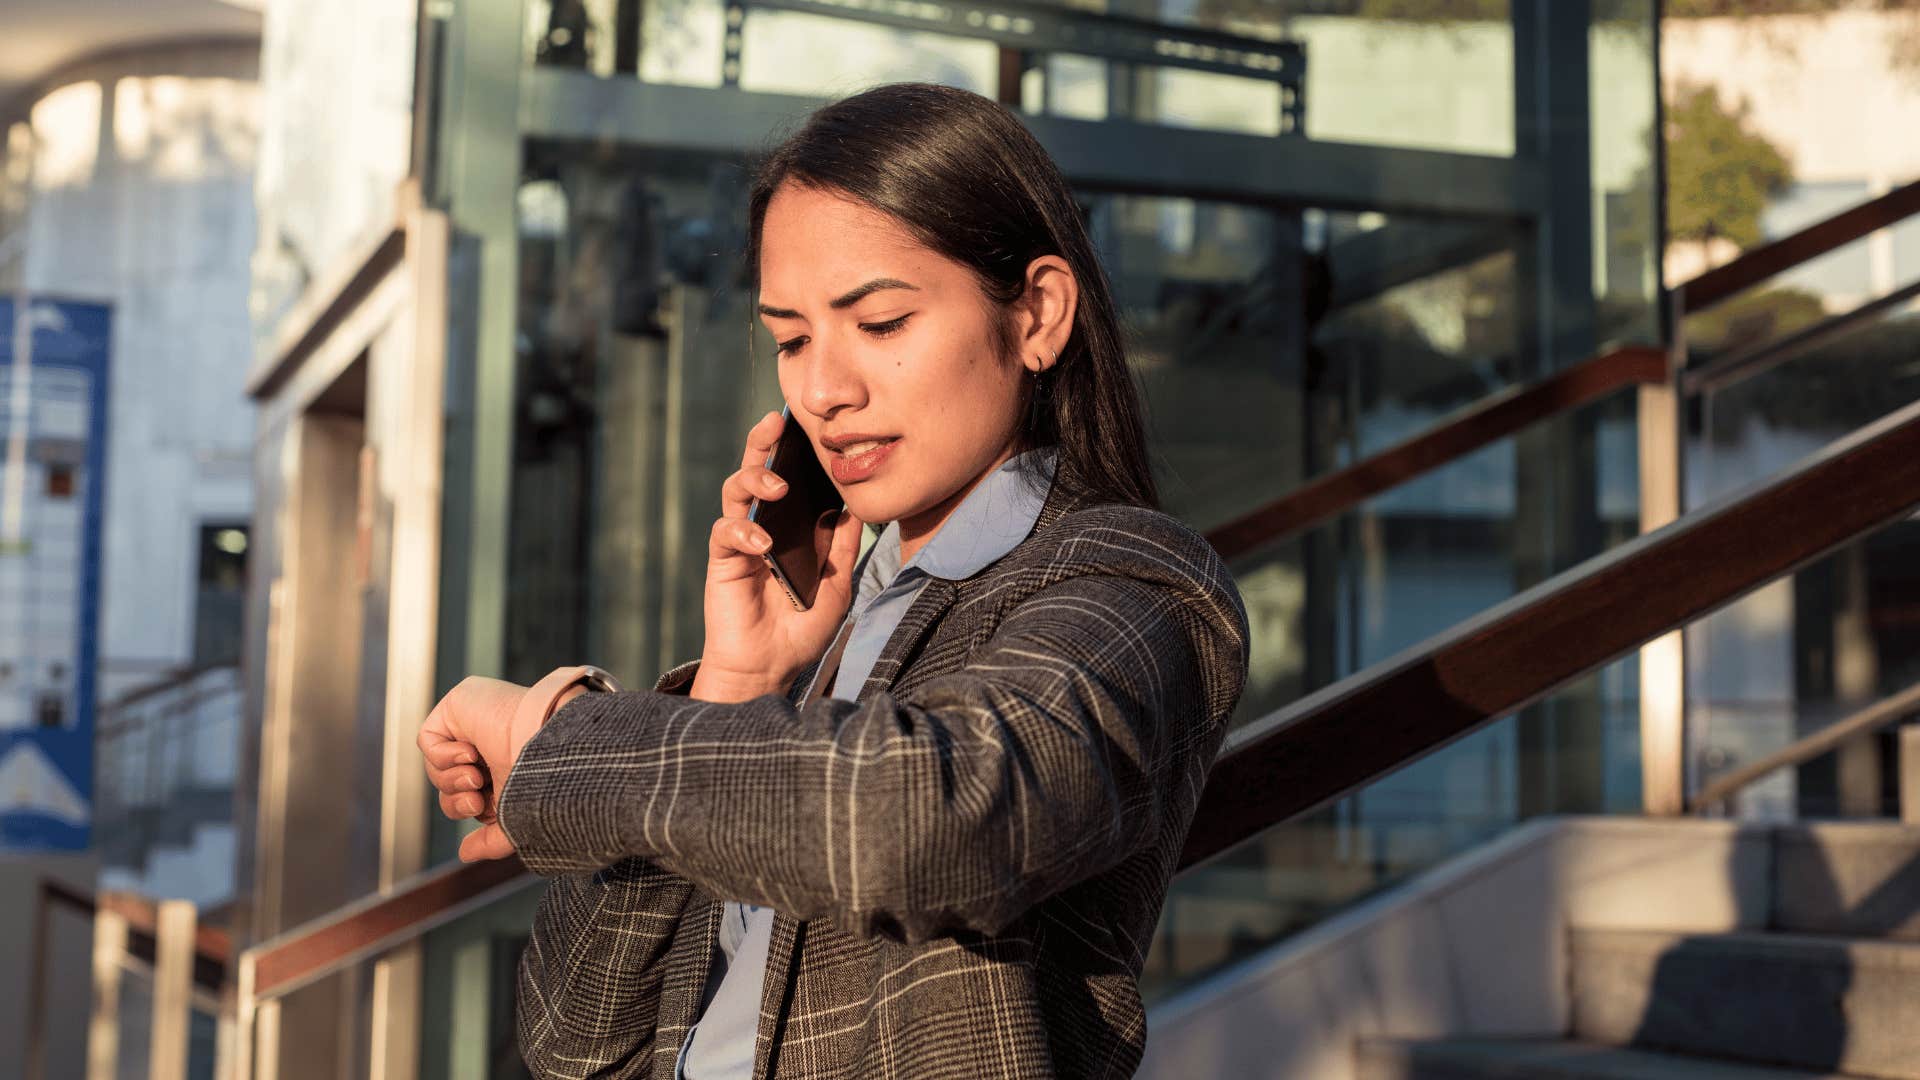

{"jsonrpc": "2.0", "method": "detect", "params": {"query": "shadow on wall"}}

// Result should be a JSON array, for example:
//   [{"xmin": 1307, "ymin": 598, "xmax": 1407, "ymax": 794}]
[{"xmin": 1629, "ymin": 830, "xmax": 1920, "ymax": 1073}]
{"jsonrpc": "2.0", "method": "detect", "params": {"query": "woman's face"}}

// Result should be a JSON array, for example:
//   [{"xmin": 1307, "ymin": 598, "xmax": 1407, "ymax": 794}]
[{"xmin": 756, "ymin": 182, "xmax": 1031, "ymax": 545}]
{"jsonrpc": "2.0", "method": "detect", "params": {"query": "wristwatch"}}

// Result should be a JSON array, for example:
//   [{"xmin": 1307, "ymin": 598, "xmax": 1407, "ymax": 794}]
[{"xmin": 515, "ymin": 664, "xmax": 623, "ymax": 735}]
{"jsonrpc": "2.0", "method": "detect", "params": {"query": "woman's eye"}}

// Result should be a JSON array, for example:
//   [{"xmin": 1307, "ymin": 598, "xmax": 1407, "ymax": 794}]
[
  {"xmin": 775, "ymin": 336, "xmax": 808, "ymax": 357},
  {"xmin": 860, "ymin": 315, "xmax": 911, "ymax": 338}
]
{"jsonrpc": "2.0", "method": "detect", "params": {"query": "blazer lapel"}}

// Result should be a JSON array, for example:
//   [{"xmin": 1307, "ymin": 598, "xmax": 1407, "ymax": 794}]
[
  {"xmin": 857, "ymin": 577, "xmax": 960, "ymax": 700},
  {"xmin": 752, "ymin": 912, "xmax": 804, "ymax": 1078}
]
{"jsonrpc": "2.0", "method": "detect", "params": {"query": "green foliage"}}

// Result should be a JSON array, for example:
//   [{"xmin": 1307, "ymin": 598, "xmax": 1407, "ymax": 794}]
[
  {"xmin": 1665, "ymin": 84, "xmax": 1793, "ymax": 251},
  {"xmin": 1667, "ymin": 0, "xmax": 1920, "ymax": 16},
  {"xmin": 1352, "ymin": 0, "xmax": 1505, "ymax": 18}
]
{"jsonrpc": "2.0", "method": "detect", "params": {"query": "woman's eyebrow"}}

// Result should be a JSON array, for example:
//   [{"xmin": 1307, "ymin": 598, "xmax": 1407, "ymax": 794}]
[{"xmin": 757, "ymin": 277, "xmax": 920, "ymax": 319}]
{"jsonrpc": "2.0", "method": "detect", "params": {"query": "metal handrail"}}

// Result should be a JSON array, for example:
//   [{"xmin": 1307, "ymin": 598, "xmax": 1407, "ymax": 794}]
[
  {"xmin": 1687, "ymin": 681, "xmax": 1920, "ymax": 814},
  {"xmin": 1179, "ymin": 389, "xmax": 1920, "ymax": 868}
]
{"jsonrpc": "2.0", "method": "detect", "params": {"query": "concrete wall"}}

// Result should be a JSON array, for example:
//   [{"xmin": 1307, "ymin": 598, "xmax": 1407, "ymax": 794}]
[
  {"xmin": 1140, "ymin": 816, "xmax": 1777, "ymax": 1079},
  {"xmin": 0, "ymin": 851, "xmax": 99, "ymax": 1079}
]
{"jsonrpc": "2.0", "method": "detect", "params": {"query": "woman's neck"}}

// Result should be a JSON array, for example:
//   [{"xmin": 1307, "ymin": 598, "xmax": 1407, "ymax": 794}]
[{"xmin": 895, "ymin": 443, "xmax": 1023, "ymax": 566}]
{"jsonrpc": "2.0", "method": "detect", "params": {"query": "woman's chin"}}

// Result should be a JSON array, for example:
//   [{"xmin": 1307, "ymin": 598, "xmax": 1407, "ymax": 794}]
[
  {"xmin": 839, "ymin": 484, "xmax": 929, "ymax": 531},
  {"xmin": 840, "ymin": 492, "xmax": 900, "ymax": 528}
]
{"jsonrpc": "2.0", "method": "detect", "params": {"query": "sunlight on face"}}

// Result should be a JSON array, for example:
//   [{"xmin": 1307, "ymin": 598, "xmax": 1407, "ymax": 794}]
[{"xmin": 756, "ymin": 181, "xmax": 1029, "ymax": 546}]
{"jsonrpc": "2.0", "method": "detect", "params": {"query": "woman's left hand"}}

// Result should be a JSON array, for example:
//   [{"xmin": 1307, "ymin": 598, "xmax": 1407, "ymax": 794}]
[{"xmin": 418, "ymin": 676, "xmax": 538, "ymax": 861}]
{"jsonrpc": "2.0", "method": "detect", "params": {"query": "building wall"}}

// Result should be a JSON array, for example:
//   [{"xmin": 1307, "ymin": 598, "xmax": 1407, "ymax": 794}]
[
  {"xmin": 1664, "ymin": 10, "xmax": 1920, "ymax": 298},
  {"xmin": 6, "ymin": 41, "xmax": 261, "ymax": 704},
  {"xmin": 250, "ymin": 0, "xmax": 415, "ymax": 341}
]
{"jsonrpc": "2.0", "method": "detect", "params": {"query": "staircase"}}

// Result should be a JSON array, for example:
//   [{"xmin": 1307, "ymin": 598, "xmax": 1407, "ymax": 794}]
[{"xmin": 1358, "ymin": 822, "xmax": 1920, "ymax": 1080}]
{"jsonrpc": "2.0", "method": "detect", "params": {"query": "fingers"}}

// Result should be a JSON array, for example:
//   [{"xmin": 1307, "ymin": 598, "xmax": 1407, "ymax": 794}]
[
  {"xmin": 738, "ymin": 409, "xmax": 785, "ymax": 472},
  {"xmin": 709, "ymin": 516, "xmax": 774, "ymax": 562},
  {"xmin": 421, "ymin": 736, "xmax": 478, "ymax": 771},
  {"xmin": 813, "ymin": 510, "xmax": 866, "ymax": 608},
  {"xmin": 439, "ymin": 788, "xmax": 489, "ymax": 819},
  {"xmin": 721, "ymin": 465, "xmax": 790, "ymax": 520},
  {"xmin": 459, "ymin": 821, "xmax": 518, "ymax": 863}
]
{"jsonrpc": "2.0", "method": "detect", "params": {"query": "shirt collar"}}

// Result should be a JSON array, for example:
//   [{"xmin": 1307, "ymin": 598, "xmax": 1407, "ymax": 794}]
[{"xmin": 858, "ymin": 446, "xmax": 1059, "ymax": 597}]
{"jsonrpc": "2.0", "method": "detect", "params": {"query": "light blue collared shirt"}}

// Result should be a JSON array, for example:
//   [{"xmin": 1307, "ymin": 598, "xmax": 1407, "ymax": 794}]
[{"xmin": 676, "ymin": 447, "xmax": 1058, "ymax": 1080}]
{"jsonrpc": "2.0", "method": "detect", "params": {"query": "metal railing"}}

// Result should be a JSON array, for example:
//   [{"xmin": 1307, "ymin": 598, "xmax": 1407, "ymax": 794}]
[
  {"xmin": 29, "ymin": 881, "xmax": 230, "ymax": 1080},
  {"xmin": 1687, "ymin": 682, "xmax": 1920, "ymax": 821}
]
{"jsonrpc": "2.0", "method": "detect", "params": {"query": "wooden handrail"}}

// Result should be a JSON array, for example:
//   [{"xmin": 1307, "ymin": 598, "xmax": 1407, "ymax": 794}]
[
  {"xmin": 244, "ymin": 855, "xmax": 533, "ymax": 1003},
  {"xmin": 1178, "ymin": 389, "xmax": 1920, "ymax": 869},
  {"xmin": 1687, "ymin": 680, "xmax": 1920, "ymax": 814},
  {"xmin": 1681, "ymin": 178, "xmax": 1920, "ymax": 314},
  {"xmin": 1206, "ymin": 346, "xmax": 1669, "ymax": 561}
]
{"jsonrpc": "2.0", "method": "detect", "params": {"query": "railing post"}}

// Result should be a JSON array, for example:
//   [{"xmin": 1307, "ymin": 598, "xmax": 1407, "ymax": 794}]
[
  {"xmin": 1900, "ymin": 722, "xmax": 1920, "ymax": 826},
  {"xmin": 1638, "ymin": 286, "xmax": 1689, "ymax": 816},
  {"xmin": 26, "ymin": 882, "xmax": 54, "ymax": 1080},
  {"xmin": 228, "ymin": 952, "xmax": 258, "ymax": 1080},
  {"xmin": 86, "ymin": 907, "xmax": 128, "ymax": 1080},
  {"xmin": 149, "ymin": 900, "xmax": 197, "ymax": 1080}
]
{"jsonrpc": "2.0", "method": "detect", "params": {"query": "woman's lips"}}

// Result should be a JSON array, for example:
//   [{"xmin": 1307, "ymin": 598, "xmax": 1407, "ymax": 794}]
[{"xmin": 828, "ymin": 437, "xmax": 899, "ymax": 484}]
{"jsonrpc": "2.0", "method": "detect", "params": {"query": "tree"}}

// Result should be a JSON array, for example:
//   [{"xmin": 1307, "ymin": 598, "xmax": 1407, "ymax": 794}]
[{"xmin": 1665, "ymin": 83, "xmax": 1793, "ymax": 257}]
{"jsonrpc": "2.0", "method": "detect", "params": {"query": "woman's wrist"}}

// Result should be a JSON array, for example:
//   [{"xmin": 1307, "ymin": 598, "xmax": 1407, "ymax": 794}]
[{"xmin": 688, "ymin": 664, "xmax": 787, "ymax": 703}]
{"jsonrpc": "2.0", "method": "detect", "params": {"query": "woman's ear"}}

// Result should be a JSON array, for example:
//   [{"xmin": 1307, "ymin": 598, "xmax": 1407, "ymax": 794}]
[{"xmin": 1019, "ymin": 255, "xmax": 1079, "ymax": 374}]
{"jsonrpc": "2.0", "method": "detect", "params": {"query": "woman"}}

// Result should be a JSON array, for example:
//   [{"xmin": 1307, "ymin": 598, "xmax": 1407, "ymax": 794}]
[{"xmin": 419, "ymin": 82, "xmax": 1249, "ymax": 1080}]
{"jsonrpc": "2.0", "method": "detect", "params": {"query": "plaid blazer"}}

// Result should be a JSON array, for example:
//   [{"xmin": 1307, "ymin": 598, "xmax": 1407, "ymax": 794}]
[{"xmin": 497, "ymin": 470, "xmax": 1250, "ymax": 1079}]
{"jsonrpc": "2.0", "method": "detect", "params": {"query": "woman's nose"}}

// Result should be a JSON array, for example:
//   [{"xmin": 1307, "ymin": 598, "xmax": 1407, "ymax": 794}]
[{"xmin": 800, "ymin": 336, "xmax": 867, "ymax": 419}]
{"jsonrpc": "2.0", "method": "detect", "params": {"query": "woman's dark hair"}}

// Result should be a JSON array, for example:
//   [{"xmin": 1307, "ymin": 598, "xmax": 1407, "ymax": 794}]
[{"xmin": 743, "ymin": 82, "xmax": 1158, "ymax": 510}]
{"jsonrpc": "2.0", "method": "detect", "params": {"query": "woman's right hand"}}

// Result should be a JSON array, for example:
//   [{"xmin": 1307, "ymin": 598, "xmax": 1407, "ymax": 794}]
[{"xmin": 693, "ymin": 409, "xmax": 865, "ymax": 702}]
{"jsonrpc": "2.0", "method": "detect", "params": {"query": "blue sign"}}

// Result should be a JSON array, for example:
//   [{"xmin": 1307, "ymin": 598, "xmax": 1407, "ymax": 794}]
[{"xmin": 0, "ymin": 297, "xmax": 111, "ymax": 853}]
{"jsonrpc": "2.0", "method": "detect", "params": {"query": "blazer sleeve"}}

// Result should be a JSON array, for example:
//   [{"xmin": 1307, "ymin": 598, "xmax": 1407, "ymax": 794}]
[
  {"xmin": 512, "ymin": 666, "xmax": 704, "ymax": 1078},
  {"xmin": 496, "ymin": 538, "xmax": 1249, "ymax": 945}
]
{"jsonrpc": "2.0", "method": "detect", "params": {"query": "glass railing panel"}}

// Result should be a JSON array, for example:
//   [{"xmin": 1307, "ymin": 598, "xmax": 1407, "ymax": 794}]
[
  {"xmin": 1217, "ymin": 385, "xmax": 1638, "ymax": 724},
  {"xmin": 1685, "ymin": 287, "xmax": 1920, "ymax": 821},
  {"xmin": 1142, "ymin": 654, "xmax": 1641, "ymax": 1005},
  {"xmin": 420, "ymin": 886, "xmax": 547, "ymax": 1080},
  {"xmin": 1687, "ymin": 523, "xmax": 1920, "ymax": 822}
]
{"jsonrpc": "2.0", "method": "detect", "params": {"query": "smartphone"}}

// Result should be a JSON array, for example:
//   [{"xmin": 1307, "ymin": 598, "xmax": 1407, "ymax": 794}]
[{"xmin": 747, "ymin": 406, "xmax": 845, "ymax": 611}]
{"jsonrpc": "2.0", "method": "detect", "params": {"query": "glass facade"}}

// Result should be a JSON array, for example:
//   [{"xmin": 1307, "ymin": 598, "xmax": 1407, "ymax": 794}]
[{"xmin": 416, "ymin": 0, "xmax": 1663, "ymax": 1066}]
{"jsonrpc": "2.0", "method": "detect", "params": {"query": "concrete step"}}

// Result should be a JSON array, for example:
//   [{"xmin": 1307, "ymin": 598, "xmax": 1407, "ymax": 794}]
[
  {"xmin": 1571, "ymin": 929, "xmax": 1920, "ymax": 1079},
  {"xmin": 1356, "ymin": 1038, "xmax": 1864, "ymax": 1079},
  {"xmin": 1773, "ymin": 823, "xmax": 1920, "ymax": 940}
]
